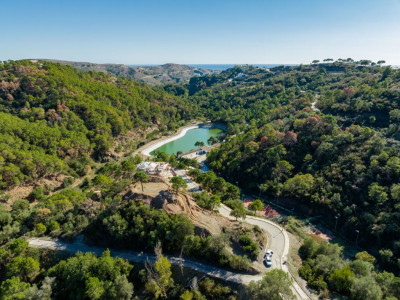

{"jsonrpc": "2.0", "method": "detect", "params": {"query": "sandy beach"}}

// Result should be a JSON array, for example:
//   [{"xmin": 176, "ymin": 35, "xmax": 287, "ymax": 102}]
[{"xmin": 138, "ymin": 125, "xmax": 199, "ymax": 156}]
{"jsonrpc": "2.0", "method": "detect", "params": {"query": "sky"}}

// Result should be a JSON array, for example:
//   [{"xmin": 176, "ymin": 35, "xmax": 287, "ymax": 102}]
[{"xmin": 1, "ymin": 0, "xmax": 400, "ymax": 65}]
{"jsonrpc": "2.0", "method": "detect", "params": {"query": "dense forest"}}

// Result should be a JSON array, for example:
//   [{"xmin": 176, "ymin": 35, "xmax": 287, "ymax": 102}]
[
  {"xmin": 175, "ymin": 61, "xmax": 400, "ymax": 298},
  {"xmin": 0, "ymin": 60, "xmax": 197, "ymax": 190},
  {"xmin": 0, "ymin": 60, "xmax": 262, "ymax": 299},
  {"xmin": 2, "ymin": 58, "xmax": 400, "ymax": 299}
]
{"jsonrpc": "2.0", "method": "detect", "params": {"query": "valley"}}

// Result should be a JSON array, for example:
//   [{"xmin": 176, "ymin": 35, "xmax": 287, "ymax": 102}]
[{"xmin": 1, "ymin": 59, "xmax": 400, "ymax": 300}]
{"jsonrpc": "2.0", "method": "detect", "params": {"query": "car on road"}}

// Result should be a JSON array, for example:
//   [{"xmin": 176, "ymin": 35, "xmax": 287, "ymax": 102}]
[
  {"xmin": 265, "ymin": 249, "xmax": 273, "ymax": 257},
  {"xmin": 265, "ymin": 255, "xmax": 272, "ymax": 267}
]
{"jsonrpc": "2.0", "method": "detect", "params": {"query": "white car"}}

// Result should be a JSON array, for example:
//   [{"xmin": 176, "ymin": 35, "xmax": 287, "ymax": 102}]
[
  {"xmin": 265, "ymin": 255, "xmax": 272, "ymax": 267},
  {"xmin": 265, "ymin": 249, "xmax": 273, "ymax": 257}
]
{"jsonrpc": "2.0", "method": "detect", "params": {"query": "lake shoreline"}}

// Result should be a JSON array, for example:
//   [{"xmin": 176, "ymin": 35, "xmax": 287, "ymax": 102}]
[
  {"xmin": 141, "ymin": 125, "xmax": 199, "ymax": 156},
  {"xmin": 136, "ymin": 122, "xmax": 225, "ymax": 157}
]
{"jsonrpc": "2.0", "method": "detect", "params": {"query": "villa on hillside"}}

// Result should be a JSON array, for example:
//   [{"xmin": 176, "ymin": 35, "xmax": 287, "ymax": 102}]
[
  {"xmin": 137, "ymin": 161, "xmax": 169, "ymax": 175},
  {"xmin": 235, "ymin": 73, "xmax": 247, "ymax": 80}
]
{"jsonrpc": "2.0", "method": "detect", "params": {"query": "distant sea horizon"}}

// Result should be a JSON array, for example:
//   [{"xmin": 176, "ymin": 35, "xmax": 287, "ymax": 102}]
[
  {"xmin": 187, "ymin": 64, "xmax": 297, "ymax": 70},
  {"xmin": 128, "ymin": 63, "xmax": 399, "ymax": 70},
  {"xmin": 129, "ymin": 64, "xmax": 297, "ymax": 71}
]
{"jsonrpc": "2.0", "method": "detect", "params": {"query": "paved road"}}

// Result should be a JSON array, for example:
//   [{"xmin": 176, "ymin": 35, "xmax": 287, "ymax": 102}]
[
  {"xmin": 28, "ymin": 205, "xmax": 309, "ymax": 299},
  {"xmin": 219, "ymin": 204, "xmax": 309, "ymax": 300},
  {"xmin": 172, "ymin": 169, "xmax": 309, "ymax": 298},
  {"xmin": 132, "ymin": 130, "xmax": 311, "ymax": 299},
  {"xmin": 28, "ymin": 238, "xmax": 259, "ymax": 284},
  {"xmin": 174, "ymin": 168, "xmax": 202, "ymax": 192}
]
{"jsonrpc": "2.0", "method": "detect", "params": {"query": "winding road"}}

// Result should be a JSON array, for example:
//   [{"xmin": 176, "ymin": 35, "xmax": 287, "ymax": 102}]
[
  {"xmin": 136, "ymin": 123, "xmax": 310, "ymax": 299},
  {"xmin": 28, "ymin": 124, "xmax": 311, "ymax": 299},
  {"xmin": 28, "ymin": 237, "xmax": 257, "ymax": 284},
  {"xmin": 28, "ymin": 205, "xmax": 309, "ymax": 299},
  {"xmin": 219, "ymin": 204, "xmax": 309, "ymax": 299}
]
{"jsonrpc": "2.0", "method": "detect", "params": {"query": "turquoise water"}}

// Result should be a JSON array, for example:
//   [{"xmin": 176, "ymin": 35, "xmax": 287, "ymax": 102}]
[{"xmin": 150, "ymin": 128, "xmax": 223, "ymax": 156}]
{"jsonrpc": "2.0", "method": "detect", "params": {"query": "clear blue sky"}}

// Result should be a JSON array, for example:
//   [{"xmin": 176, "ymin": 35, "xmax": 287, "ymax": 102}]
[{"xmin": 2, "ymin": 0, "xmax": 400, "ymax": 64}]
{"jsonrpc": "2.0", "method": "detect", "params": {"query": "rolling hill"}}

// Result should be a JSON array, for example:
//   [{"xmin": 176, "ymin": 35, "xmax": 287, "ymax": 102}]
[{"xmin": 41, "ymin": 59, "xmax": 213, "ymax": 85}]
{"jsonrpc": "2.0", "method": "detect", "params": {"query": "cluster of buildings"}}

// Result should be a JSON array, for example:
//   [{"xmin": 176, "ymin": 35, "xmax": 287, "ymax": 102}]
[{"xmin": 137, "ymin": 161, "xmax": 170, "ymax": 176}]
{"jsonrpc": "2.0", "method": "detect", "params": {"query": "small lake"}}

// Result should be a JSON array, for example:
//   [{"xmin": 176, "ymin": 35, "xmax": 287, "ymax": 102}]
[{"xmin": 150, "ymin": 127, "xmax": 223, "ymax": 156}]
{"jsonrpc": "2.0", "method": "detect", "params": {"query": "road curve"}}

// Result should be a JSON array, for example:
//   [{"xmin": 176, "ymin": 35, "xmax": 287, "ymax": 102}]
[
  {"xmin": 28, "ymin": 206, "xmax": 310, "ymax": 300},
  {"xmin": 219, "ymin": 204, "xmax": 310, "ymax": 300},
  {"xmin": 28, "ymin": 237, "xmax": 260, "ymax": 284},
  {"xmin": 130, "ymin": 126, "xmax": 311, "ymax": 299}
]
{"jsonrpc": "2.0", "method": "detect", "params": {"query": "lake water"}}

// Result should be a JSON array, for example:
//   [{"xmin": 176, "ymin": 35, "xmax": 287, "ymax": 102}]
[{"xmin": 150, "ymin": 127, "xmax": 223, "ymax": 156}]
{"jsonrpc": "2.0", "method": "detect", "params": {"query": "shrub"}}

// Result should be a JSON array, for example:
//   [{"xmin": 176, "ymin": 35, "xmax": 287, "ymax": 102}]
[{"xmin": 62, "ymin": 177, "xmax": 74, "ymax": 188}]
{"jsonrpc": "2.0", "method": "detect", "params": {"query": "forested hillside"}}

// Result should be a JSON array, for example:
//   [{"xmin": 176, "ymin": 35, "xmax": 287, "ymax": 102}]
[
  {"xmin": 170, "ymin": 61, "xmax": 400, "ymax": 297},
  {"xmin": 2, "ymin": 58, "xmax": 400, "ymax": 299},
  {"xmin": 0, "ymin": 60, "xmax": 196, "ymax": 190},
  {"xmin": 43, "ymin": 59, "xmax": 212, "ymax": 86},
  {"xmin": 0, "ymin": 60, "xmax": 244, "ymax": 299}
]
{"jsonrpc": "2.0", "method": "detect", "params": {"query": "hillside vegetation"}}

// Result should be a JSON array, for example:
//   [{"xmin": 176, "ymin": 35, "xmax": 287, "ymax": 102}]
[
  {"xmin": 2, "ymin": 58, "xmax": 400, "ymax": 299},
  {"xmin": 0, "ymin": 60, "xmax": 196, "ymax": 190},
  {"xmin": 43, "ymin": 59, "xmax": 212, "ymax": 86},
  {"xmin": 169, "ymin": 60, "xmax": 400, "ymax": 298}
]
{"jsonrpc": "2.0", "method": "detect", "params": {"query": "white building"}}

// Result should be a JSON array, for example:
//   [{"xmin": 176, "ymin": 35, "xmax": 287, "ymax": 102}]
[
  {"xmin": 137, "ymin": 161, "xmax": 169, "ymax": 175},
  {"xmin": 181, "ymin": 146, "xmax": 213, "ymax": 159}
]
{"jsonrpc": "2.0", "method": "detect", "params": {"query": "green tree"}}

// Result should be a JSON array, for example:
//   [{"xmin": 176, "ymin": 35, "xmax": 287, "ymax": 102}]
[
  {"xmin": 247, "ymin": 269, "xmax": 295, "ymax": 300},
  {"xmin": 34, "ymin": 223, "xmax": 47, "ymax": 236},
  {"xmin": 379, "ymin": 249, "xmax": 393, "ymax": 267},
  {"xmin": 0, "ymin": 276, "xmax": 31, "ymax": 300},
  {"xmin": 283, "ymin": 174, "xmax": 315, "ymax": 200},
  {"xmin": 6, "ymin": 256, "xmax": 40, "ymax": 282},
  {"xmin": 328, "ymin": 266, "xmax": 355, "ymax": 294},
  {"xmin": 350, "ymin": 276, "xmax": 382, "ymax": 300},
  {"xmin": 299, "ymin": 237, "xmax": 318, "ymax": 259},
  {"xmin": 207, "ymin": 136, "xmax": 218, "ymax": 145},
  {"xmin": 170, "ymin": 176, "xmax": 187, "ymax": 194},
  {"xmin": 11, "ymin": 200, "xmax": 29, "ymax": 213},
  {"xmin": 355, "ymin": 251, "xmax": 376, "ymax": 264},
  {"xmin": 368, "ymin": 183, "xmax": 388, "ymax": 206},
  {"xmin": 249, "ymin": 199, "xmax": 264, "ymax": 212},
  {"xmin": 29, "ymin": 186, "xmax": 46, "ymax": 202},
  {"xmin": 230, "ymin": 207, "xmax": 246, "ymax": 221},
  {"xmin": 48, "ymin": 250, "xmax": 133, "ymax": 300},
  {"xmin": 180, "ymin": 290, "xmax": 194, "ymax": 300},
  {"xmin": 85, "ymin": 277, "xmax": 104, "ymax": 300},
  {"xmin": 109, "ymin": 275, "xmax": 134, "ymax": 300},
  {"xmin": 350, "ymin": 260, "xmax": 374, "ymax": 277},
  {"xmin": 48, "ymin": 220, "xmax": 60, "ymax": 232},
  {"xmin": 382, "ymin": 66, "xmax": 392, "ymax": 80},
  {"xmin": 145, "ymin": 254, "xmax": 173, "ymax": 299},
  {"xmin": 134, "ymin": 171, "xmax": 149, "ymax": 192},
  {"xmin": 28, "ymin": 276, "xmax": 54, "ymax": 300},
  {"xmin": 375, "ymin": 271, "xmax": 400, "ymax": 298},
  {"xmin": 208, "ymin": 195, "xmax": 221, "ymax": 211},
  {"xmin": 121, "ymin": 161, "xmax": 136, "ymax": 178},
  {"xmin": 194, "ymin": 141, "xmax": 204, "ymax": 148},
  {"xmin": 8, "ymin": 239, "xmax": 28, "ymax": 256}
]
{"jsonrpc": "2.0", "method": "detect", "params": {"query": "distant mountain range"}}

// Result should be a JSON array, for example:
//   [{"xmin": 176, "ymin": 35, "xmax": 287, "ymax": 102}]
[{"xmin": 41, "ymin": 59, "xmax": 213, "ymax": 85}]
